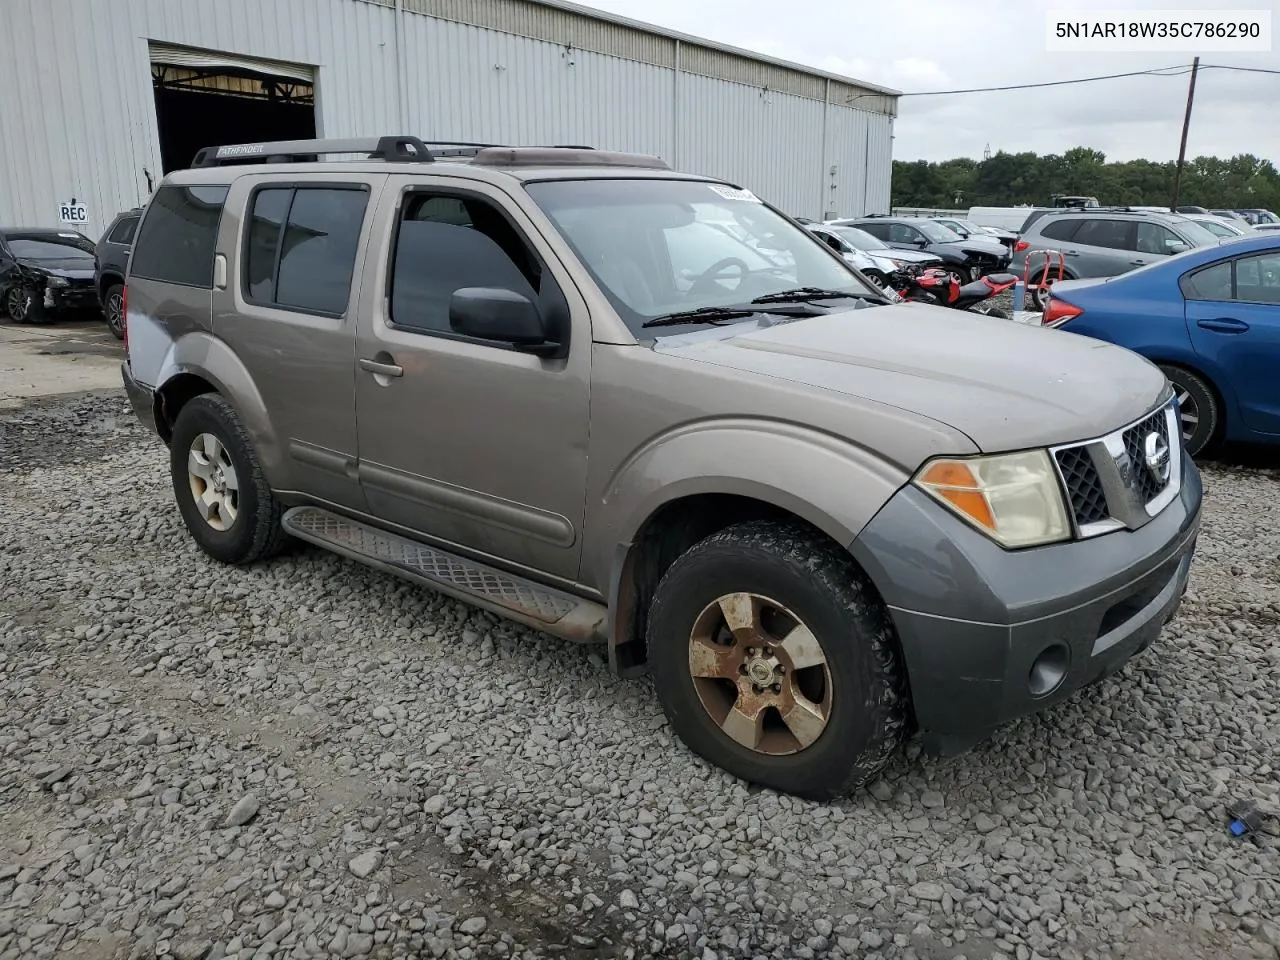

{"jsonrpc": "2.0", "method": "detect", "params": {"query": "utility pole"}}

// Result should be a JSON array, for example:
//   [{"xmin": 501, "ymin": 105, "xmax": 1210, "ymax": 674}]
[{"xmin": 1170, "ymin": 56, "xmax": 1200, "ymax": 212}]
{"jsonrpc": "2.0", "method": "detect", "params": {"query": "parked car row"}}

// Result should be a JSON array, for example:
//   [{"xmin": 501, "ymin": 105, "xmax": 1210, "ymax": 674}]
[{"xmin": 0, "ymin": 206, "xmax": 139, "ymax": 341}]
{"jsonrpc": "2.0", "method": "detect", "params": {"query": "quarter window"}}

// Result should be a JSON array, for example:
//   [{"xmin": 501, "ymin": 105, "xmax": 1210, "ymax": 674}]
[
  {"xmin": 389, "ymin": 192, "xmax": 544, "ymax": 336},
  {"xmin": 108, "ymin": 215, "xmax": 139, "ymax": 245},
  {"xmin": 1071, "ymin": 218, "xmax": 1132, "ymax": 250},
  {"xmin": 130, "ymin": 185, "xmax": 229, "ymax": 288},
  {"xmin": 1039, "ymin": 219, "xmax": 1080, "ymax": 242},
  {"xmin": 243, "ymin": 186, "xmax": 369, "ymax": 316},
  {"xmin": 1182, "ymin": 261, "xmax": 1232, "ymax": 301}
]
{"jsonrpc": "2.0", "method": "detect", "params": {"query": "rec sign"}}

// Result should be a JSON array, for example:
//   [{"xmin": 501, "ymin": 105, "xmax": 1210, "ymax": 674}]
[{"xmin": 58, "ymin": 200, "xmax": 89, "ymax": 225}]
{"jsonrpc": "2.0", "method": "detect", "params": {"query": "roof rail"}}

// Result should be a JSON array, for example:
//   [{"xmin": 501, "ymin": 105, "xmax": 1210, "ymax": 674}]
[
  {"xmin": 469, "ymin": 147, "xmax": 668, "ymax": 169},
  {"xmin": 190, "ymin": 136, "xmax": 434, "ymax": 168}
]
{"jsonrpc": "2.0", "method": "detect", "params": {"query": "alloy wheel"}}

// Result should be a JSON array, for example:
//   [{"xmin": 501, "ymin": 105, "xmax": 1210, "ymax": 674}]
[
  {"xmin": 187, "ymin": 432, "xmax": 240, "ymax": 531},
  {"xmin": 687, "ymin": 592, "xmax": 832, "ymax": 756},
  {"xmin": 1174, "ymin": 389, "xmax": 1199, "ymax": 443},
  {"xmin": 105, "ymin": 291, "xmax": 124, "ymax": 337},
  {"xmin": 7, "ymin": 287, "xmax": 29, "ymax": 322}
]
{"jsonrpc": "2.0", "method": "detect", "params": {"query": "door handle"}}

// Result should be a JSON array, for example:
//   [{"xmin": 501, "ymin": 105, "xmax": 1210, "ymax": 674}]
[
  {"xmin": 1196, "ymin": 317, "xmax": 1249, "ymax": 334},
  {"xmin": 359, "ymin": 357, "xmax": 404, "ymax": 377},
  {"xmin": 1130, "ymin": 259, "xmax": 1147, "ymax": 266},
  {"xmin": 1063, "ymin": 250, "xmax": 1079, "ymax": 257}
]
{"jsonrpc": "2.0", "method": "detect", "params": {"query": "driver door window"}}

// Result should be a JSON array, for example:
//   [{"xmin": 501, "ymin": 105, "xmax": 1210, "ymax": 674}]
[
  {"xmin": 888, "ymin": 223, "xmax": 923, "ymax": 245},
  {"xmin": 1136, "ymin": 222, "xmax": 1183, "ymax": 256}
]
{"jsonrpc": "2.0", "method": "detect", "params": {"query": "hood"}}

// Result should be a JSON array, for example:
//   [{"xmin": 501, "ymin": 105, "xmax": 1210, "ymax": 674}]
[
  {"xmin": 952, "ymin": 237, "xmax": 1009, "ymax": 258},
  {"xmin": 878, "ymin": 248, "xmax": 938, "ymax": 264},
  {"xmin": 16, "ymin": 257, "xmax": 96, "ymax": 279},
  {"xmin": 655, "ymin": 301, "xmax": 1168, "ymax": 452},
  {"xmin": 841, "ymin": 250, "xmax": 878, "ymax": 272}
]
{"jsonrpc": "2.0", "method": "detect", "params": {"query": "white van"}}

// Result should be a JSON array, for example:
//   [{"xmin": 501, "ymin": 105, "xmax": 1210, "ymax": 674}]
[{"xmin": 967, "ymin": 206, "xmax": 1040, "ymax": 232}]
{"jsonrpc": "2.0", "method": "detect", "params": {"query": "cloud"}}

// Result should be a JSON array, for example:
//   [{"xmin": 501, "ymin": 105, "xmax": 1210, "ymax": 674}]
[{"xmin": 584, "ymin": 0, "xmax": 1280, "ymax": 163}]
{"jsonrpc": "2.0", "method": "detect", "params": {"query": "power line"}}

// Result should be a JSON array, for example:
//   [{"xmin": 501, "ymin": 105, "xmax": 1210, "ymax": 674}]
[
  {"xmin": 892, "ymin": 65, "xmax": 1192, "ymax": 98},
  {"xmin": 1201, "ymin": 63, "xmax": 1280, "ymax": 76}
]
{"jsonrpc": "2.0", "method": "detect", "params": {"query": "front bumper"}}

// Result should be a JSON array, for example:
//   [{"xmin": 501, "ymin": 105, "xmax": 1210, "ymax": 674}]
[
  {"xmin": 849, "ymin": 454, "xmax": 1202, "ymax": 754},
  {"xmin": 121, "ymin": 361, "xmax": 157, "ymax": 435},
  {"xmin": 43, "ymin": 282, "xmax": 98, "ymax": 312}
]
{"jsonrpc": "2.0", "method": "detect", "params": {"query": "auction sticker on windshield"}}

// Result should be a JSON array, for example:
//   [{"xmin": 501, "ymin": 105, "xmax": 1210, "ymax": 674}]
[{"xmin": 708, "ymin": 184, "xmax": 761, "ymax": 203}]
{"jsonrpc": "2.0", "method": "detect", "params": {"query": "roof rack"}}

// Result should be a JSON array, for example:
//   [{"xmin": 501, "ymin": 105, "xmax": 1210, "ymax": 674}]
[
  {"xmin": 469, "ymin": 146, "xmax": 668, "ymax": 169},
  {"xmin": 189, "ymin": 136, "xmax": 620, "ymax": 169}
]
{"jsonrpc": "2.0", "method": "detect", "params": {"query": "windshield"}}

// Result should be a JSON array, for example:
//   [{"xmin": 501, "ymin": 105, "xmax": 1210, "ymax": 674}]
[
  {"xmin": 5, "ymin": 233, "xmax": 94, "ymax": 259},
  {"xmin": 525, "ymin": 179, "xmax": 879, "ymax": 335},
  {"xmin": 1171, "ymin": 218, "xmax": 1222, "ymax": 247},
  {"xmin": 914, "ymin": 220, "xmax": 964, "ymax": 242},
  {"xmin": 1195, "ymin": 219, "xmax": 1239, "ymax": 238},
  {"xmin": 830, "ymin": 226, "xmax": 888, "ymax": 251}
]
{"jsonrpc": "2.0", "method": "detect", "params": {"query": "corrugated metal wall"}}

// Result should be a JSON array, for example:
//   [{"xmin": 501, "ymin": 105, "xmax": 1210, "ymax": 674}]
[{"xmin": 0, "ymin": 0, "xmax": 893, "ymax": 238}]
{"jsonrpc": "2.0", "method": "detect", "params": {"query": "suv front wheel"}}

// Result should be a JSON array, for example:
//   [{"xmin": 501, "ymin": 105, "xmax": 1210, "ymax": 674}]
[
  {"xmin": 169, "ymin": 395, "xmax": 288, "ymax": 565},
  {"xmin": 647, "ymin": 520, "xmax": 908, "ymax": 800}
]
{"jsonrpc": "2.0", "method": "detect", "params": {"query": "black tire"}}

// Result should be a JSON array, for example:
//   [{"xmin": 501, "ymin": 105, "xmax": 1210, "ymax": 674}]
[
  {"xmin": 646, "ymin": 520, "xmax": 908, "ymax": 800},
  {"xmin": 864, "ymin": 271, "xmax": 887, "ymax": 289},
  {"xmin": 1159, "ymin": 365, "xmax": 1219, "ymax": 458},
  {"xmin": 169, "ymin": 394, "xmax": 288, "ymax": 565},
  {"xmin": 103, "ymin": 283, "xmax": 125, "ymax": 340}
]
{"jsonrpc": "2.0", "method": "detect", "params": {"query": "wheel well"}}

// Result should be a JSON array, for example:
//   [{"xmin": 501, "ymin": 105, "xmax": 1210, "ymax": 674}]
[
  {"xmin": 612, "ymin": 494, "xmax": 868, "ymax": 675},
  {"xmin": 1151, "ymin": 358, "xmax": 1227, "ymax": 437},
  {"xmin": 154, "ymin": 374, "xmax": 217, "ymax": 444},
  {"xmin": 98, "ymin": 272, "xmax": 124, "ymax": 299}
]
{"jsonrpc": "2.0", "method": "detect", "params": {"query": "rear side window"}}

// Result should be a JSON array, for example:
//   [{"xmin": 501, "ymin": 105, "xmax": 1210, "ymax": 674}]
[
  {"xmin": 1071, "ymin": 219, "xmax": 1132, "ymax": 250},
  {"xmin": 1039, "ymin": 219, "xmax": 1080, "ymax": 242},
  {"xmin": 130, "ymin": 185, "xmax": 228, "ymax": 287},
  {"xmin": 108, "ymin": 215, "xmax": 139, "ymax": 245},
  {"xmin": 1181, "ymin": 260, "xmax": 1232, "ymax": 301},
  {"xmin": 242, "ymin": 185, "xmax": 369, "ymax": 316}
]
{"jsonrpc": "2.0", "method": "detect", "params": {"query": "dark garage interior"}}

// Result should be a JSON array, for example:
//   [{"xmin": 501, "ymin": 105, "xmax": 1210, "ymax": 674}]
[{"xmin": 151, "ymin": 63, "xmax": 316, "ymax": 173}]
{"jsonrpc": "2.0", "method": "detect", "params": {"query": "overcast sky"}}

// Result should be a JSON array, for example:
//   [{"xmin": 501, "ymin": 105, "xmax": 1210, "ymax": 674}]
[{"xmin": 584, "ymin": 0, "xmax": 1279, "ymax": 164}]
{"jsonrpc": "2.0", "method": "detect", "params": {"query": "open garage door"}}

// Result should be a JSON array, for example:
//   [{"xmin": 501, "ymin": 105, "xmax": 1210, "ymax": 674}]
[{"xmin": 149, "ymin": 43, "xmax": 316, "ymax": 173}]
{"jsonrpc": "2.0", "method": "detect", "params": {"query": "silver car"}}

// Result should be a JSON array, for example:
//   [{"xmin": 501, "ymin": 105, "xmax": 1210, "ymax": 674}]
[{"xmin": 1017, "ymin": 208, "xmax": 1220, "ymax": 309}]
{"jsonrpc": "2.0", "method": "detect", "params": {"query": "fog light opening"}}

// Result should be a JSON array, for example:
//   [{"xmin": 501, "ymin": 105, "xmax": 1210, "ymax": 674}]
[{"xmin": 1028, "ymin": 643, "xmax": 1070, "ymax": 698}]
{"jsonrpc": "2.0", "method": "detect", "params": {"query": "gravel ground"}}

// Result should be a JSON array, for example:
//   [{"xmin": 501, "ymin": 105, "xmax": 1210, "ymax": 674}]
[{"xmin": 2, "ymin": 391, "xmax": 1279, "ymax": 960}]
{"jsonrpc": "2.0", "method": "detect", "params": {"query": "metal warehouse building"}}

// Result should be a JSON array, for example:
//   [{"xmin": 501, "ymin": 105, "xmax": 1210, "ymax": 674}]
[{"xmin": 0, "ymin": 0, "xmax": 898, "ymax": 238}]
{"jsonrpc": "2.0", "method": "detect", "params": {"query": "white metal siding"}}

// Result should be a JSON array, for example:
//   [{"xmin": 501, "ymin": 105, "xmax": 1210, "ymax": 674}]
[{"xmin": 0, "ymin": 0, "xmax": 893, "ymax": 237}]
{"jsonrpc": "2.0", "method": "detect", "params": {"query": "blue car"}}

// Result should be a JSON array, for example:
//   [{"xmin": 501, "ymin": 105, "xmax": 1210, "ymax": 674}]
[{"xmin": 1041, "ymin": 233, "xmax": 1280, "ymax": 456}]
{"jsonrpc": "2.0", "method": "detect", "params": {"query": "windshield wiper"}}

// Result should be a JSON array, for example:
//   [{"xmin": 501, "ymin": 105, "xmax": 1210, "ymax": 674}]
[
  {"xmin": 750, "ymin": 287, "xmax": 874, "ymax": 304},
  {"xmin": 641, "ymin": 306, "xmax": 759, "ymax": 329}
]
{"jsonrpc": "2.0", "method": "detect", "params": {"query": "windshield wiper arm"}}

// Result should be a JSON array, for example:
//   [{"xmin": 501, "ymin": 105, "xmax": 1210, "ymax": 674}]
[
  {"xmin": 750, "ymin": 287, "xmax": 873, "ymax": 304},
  {"xmin": 641, "ymin": 306, "xmax": 759, "ymax": 329}
]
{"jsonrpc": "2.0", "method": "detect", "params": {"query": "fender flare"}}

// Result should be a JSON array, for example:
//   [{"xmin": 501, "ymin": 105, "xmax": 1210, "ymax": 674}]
[{"xmin": 154, "ymin": 331, "xmax": 291, "ymax": 488}]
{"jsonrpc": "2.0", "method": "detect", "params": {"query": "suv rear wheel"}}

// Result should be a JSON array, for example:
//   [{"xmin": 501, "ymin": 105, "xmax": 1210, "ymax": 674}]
[
  {"xmin": 102, "ymin": 283, "xmax": 125, "ymax": 340},
  {"xmin": 646, "ymin": 520, "xmax": 908, "ymax": 800},
  {"xmin": 169, "ymin": 395, "xmax": 288, "ymax": 565}
]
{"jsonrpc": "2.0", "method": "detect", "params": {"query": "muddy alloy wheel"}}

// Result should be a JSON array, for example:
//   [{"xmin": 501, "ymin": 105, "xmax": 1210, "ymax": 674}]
[
  {"xmin": 647, "ymin": 520, "xmax": 909, "ymax": 800},
  {"xmin": 688, "ymin": 592, "xmax": 832, "ymax": 755},
  {"xmin": 187, "ymin": 432, "xmax": 240, "ymax": 531}
]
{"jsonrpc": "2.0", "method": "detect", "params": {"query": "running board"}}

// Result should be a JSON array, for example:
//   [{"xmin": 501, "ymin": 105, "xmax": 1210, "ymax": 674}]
[{"xmin": 281, "ymin": 506, "xmax": 607, "ymax": 644}]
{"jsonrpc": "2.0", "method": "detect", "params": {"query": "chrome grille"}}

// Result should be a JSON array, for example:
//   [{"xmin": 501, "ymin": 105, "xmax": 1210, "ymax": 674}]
[
  {"xmin": 1052, "ymin": 399, "xmax": 1181, "ymax": 538},
  {"xmin": 1054, "ymin": 446, "xmax": 1109, "ymax": 526},
  {"xmin": 1121, "ymin": 408, "xmax": 1170, "ymax": 505}
]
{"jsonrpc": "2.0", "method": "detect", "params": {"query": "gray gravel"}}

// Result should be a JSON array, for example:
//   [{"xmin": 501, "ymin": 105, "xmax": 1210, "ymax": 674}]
[{"xmin": 2, "ymin": 391, "xmax": 1279, "ymax": 960}]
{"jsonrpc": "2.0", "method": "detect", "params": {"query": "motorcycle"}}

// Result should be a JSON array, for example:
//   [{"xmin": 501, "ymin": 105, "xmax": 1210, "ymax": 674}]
[{"xmin": 887, "ymin": 265, "xmax": 1018, "ymax": 318}]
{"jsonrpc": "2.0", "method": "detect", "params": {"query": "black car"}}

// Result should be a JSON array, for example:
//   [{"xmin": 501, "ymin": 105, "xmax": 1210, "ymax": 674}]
[
  {"xmin": 0, "ymin": 228, "xmax": 99, "ymax": 324},
  {"xmin": 94, "ymin": 208, "xmax": 142, "ymax": 339},
  {"xmin": 834, "ymin": 217, "xmax": 1011, "ymax": 282}
]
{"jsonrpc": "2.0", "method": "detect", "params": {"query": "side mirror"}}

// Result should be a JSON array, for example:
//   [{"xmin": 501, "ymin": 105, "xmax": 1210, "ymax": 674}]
[
  {"xmin": 1167, "ymin": 241, "xmax": 1189, "ymax": 253},
  {"xmin": 449, "ymin": 287, "xmax": 555, "ymax": 354},
  {"xmin": 913, "ymin": 238, "xmax": 929, "ymax": 247}
]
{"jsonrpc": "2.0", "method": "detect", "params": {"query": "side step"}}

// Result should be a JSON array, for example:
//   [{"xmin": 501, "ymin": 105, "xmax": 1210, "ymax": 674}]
[{"xmin": 281, "ymin": 506, "xmax": 608, "ymax": 644}]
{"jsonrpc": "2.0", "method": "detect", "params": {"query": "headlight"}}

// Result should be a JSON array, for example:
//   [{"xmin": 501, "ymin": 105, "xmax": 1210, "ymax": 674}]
[
  {"xmin": 913, "ymin": 450, "xmax": 1070, "ymax": 548},
  {"xmin": 46, "ymin": 276, "xmax": 70, "ymax": 288}
]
